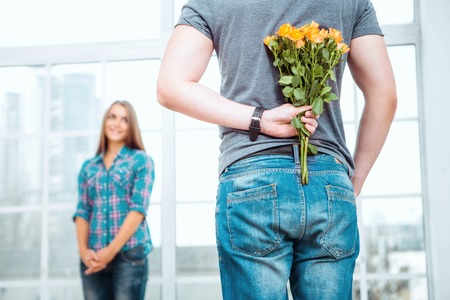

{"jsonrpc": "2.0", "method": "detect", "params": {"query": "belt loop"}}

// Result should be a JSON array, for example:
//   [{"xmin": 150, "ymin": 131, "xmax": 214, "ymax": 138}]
[{"xmin": 293, "ymin": 144, "xmax": 300, "ymax": 164}]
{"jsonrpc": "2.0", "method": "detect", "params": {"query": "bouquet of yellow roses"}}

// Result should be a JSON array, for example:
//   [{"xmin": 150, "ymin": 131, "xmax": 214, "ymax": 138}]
[{"xmin": 264, "ymin": 21, "xmax": 350, "ymax": 184}]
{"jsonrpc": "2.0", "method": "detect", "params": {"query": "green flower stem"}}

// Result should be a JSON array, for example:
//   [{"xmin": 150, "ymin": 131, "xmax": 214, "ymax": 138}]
[{"xmin": 300, "ymin": 133, "xmax": 309, "ymax": 185}]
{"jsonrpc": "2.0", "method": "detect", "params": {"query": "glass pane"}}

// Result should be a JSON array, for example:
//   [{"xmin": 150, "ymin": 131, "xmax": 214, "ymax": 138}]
[
  {"xmin": 0, "ymin": 66, "xmax": 44, "ymax": 134},
  {"xmin": 49, "ymin": 136, "xmax": 98, "ymax": 204},
  {"xmin": 148, "ymin": 205, "xmax": 162, "ymax": 276},
  {"xmin": 175, "ymin": 57, "xmax": 220, "ymax": 129},
  {"xmin": 105, "ymin": 60, "xmax": 162, "ymax": 131},
  {"xmin": 361, "ymin": 121, "xmax": 422, "ymax": 196},
  {"xmin": 368, "ymin": 279, "xmax": 428, "ymax": 299},
  {"xmin": 142, "ymin": 132, "xmax": 162, "ymax": 204},
  {"xmin": 352, "ymin": 280, "xmax": 361, "ymax": 300},
  {"xmin": 174, "ymin": 0, "xmax": 189, "ymax": 26},
  {"xmin": 177, "ymin": 282, "xmax": 222, "ymax": 300},
  {"xmin": 176, "ymin": 203, "xmax": 218, "ymax": 276},
  {"xmin": 388, "ymin": 46, "xmax": 418, "ymax": 119},
  {"xmin": 49, "ymin": 285, "xmax": 84, "ymax": 300},
  {"xmin": 363, "ymin": 197, "xmax": 426, "ymax": 274},
  {"xmin": 51, "ymin": 63, "xmax": 103, "ymax": 131},
  {"xmin": 371, "ymin": 0, "xmax": 414, "ymax": 25},
  {"xmin": 0, "ymin": 212, "xmax": 41, "ymax": 279},
  {"xmin": 0, "ymin": 0, "xmax": 160, "ymax": 47},
  {"xmin": 175, "ymin": 130, "xmax": 220, "ymax": 202},
  {"xmin": 48, "ymin": 210, "xmax": 79, "ymax": 279},
  {"xmin": 0, "ymin": 138, "xmax": 42, "ymax": 206},
  {"xmin": 356, "ymin": 45, "xmax": 418, "ymax": 120},
  {"xmin": 0, "ymin": 287, "xmax": 40, "ymax": 300},
  {"xmin": 145, "ymin": 283, "xmax": 162, "ymax": 300}
]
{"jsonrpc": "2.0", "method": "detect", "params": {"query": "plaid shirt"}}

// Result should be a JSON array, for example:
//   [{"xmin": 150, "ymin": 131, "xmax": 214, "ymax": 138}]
[{"xmin": 74, "ymin": 146, "xmax": 155, "ymax": 253}]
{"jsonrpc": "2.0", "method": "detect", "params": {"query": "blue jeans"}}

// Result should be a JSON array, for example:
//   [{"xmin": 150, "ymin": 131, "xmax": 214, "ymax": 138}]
[
  {"xmin": 216, "ymin": 151, "xmax": 359, "ymax": 300},
  {"xmin": 80, "ymin": 245, "xmax": 148, "ymax": 300}
]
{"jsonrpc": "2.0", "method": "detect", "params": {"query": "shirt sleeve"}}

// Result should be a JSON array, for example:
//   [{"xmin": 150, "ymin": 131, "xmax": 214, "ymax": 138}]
[
  {"xmin": 73, "ymin": 161, "xmax": 92, "ymax": 222},
  {"xmin": 177, "ymin": 0, "xmax": 214, "ymax": 41},
  {"xmin": 352, "ymin": 0, "xmax": 383, "ymax": 39},
  {"xmin": 129, "ymin": 153, "xmax": 155, "ymax": 216}
]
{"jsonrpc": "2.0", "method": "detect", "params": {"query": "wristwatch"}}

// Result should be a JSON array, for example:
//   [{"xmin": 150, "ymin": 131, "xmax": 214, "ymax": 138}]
[{"xmin": 249, "ymin": 107, "xmax": 265, "ymax": 141}]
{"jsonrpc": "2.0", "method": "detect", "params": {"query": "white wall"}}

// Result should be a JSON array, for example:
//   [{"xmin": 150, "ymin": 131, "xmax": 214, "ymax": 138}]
[{"xmin": 421, "ymin": 0, "xmax": 450, "ymax": 298}]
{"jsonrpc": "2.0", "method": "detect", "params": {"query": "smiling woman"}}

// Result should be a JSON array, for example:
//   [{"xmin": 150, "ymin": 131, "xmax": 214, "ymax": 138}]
[{"xmin": 74, "ymin": 100, "xmax": 155, "ymax": 300}]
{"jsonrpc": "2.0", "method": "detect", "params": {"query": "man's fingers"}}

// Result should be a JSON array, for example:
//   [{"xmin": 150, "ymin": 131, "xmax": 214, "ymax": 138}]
[
  {"xmin": 304, "ymin": 110, "xmax": 320, "ymax": 119},
  {"xmin": 294, "ymin": 105, "xmax": 312, "ymax": 114}
]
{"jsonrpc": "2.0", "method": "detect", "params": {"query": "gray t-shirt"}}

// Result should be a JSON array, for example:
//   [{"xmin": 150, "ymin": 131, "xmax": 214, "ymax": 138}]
[{"xmin": 177, "ymin": 0, "xmax": 382, "ymax": 176}]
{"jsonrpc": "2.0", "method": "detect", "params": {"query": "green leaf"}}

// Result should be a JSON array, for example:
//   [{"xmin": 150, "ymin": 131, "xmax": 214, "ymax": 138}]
[
  {"xmin": 282, "ymin": 86, "xmax": 293, "ymax": 98},
  {"xmin": 313, "ymin": 65, "xmax": 324, "ymax": 77},
  {"xmin": 298, "ymin": 65, "xmax": 306, "ymax": 76},
  {"xmin": 308, "ymin": 143, "xmax": 318, "ymax": 155},
  {"xmin": 308, "ymin": 80, "xmax": 320, "ymax": 99},
  {"xmin": 273, "ymin": 58, "xmax": 280, "ymax": 67},
  {"xmin": 322, "ymin": 48, "xmax": 330, "ymax": 60},
  {"xmin": 323, "ymin": 92, "xmax": 338, "ymax": 103},
  {"xmin": 330, "ymin": 70, "xmax": 336, "ymax": 82},
  {"xmin": 293, "ymin": 88, "xmax": 306, "ymax": 102},
  {"xmin": 312, "ymin": 97, "xmax": 324, "ymax": 115},
  {"xmin": 269, "ymin": 40, "xmax": 279, "ymax": 49},
  {"xmin": 282, "ymin": 49, "xmax": 295, "ymax": 64},
  {"xmin": 300, "ymin": 123, "xmax": 310, "ymax": 137},
  {"xmin": 291, "ymin": 116, "xmax": 302, "ymax": 129},
  {"xmin": 278, "ymin": 76, "xmax": 293, "ymax": 85},
  {"xmin": 292, "ymin": 75, "xmax": 301, "ymax": 87},
  {"xmin": 320, "ymin": 86, "xmax": 332, "ymax": 96}
]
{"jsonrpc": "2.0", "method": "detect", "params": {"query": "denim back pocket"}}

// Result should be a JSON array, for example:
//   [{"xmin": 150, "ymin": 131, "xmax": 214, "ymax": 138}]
[
  {"xmin": 319, "ymin": 185, "xmax": 358, "ymax": 259},
  {"xmin": 120, "ymin": 245, "xmax": 146, "ymax": 266},
  {"xmin": 226, "ymin": 184, "xmax": 282, "ymax": 257}
]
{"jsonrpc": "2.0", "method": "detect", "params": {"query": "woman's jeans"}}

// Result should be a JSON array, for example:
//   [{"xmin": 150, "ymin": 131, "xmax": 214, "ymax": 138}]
[
  {"xmin": 80, "ymin": 245, "xmax": 148, "ymax": 300},
  {"xmin": 216, "ymin": 152, "xmax": 359, "ymax": 300}
]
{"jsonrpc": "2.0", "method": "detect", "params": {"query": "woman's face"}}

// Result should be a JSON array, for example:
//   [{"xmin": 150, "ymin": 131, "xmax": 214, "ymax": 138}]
[{"xmin": 105, "ymin": 104, "xmax": 129, "ymax": 144}]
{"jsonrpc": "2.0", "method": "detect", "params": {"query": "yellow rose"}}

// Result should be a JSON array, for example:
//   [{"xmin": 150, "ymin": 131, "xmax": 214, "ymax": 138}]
[
  {"xmin": 277, "ymin": 23, "xmax": 293, "ymax": 38},
  {"xmin": 311, "ymin": 28, "xmax": 328, "ymax": 43},
  {"xmin": 337, "ymin": 43, "xmax": 350, "ymax": 53},
  {"xmin": 264, "ymin": 35, "xmax": 275, "ymax": 45},
  {"xmin": 288, "ymin": 28, "xmax": 304, "ymax": 41},
  {"xmin": 329, "ymin": 28, "xmax": 343, "ymax": 44},
  {"xmin": 310, "ymin": 21, "xmax": 320, "ymax": 29},
  {"xmin": 305, "ymin": 25, "xmax": 320, "ymax": 42},
  {"xmin": 295, "ymin": 39, "xmax": 306, "ymax": 48}
]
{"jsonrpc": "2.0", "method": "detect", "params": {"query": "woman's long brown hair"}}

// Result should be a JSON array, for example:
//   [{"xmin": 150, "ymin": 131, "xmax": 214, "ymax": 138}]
[{"xmin": 96, "ymin": 100, "xmax": 146, "ymax": 155}]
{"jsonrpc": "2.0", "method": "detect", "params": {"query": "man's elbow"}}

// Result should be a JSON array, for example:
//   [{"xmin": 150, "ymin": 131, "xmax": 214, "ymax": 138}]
[
  {"xmin": 156, "ymin": 78, "xmax": 173, "ymax": 109},
  {"xmin": 384, "ymin": 88, "xmax": 398, "ymax": 120}
]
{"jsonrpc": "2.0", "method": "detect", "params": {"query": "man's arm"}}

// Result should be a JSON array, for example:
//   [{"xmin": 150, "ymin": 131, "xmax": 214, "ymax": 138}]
[
  {"xmin": 157, "ymin": 25, "xmax": 318, "ymax": 138},
  {"xmin": 347, "ymin": 35, "xmax": 397, "ymax": 196}
]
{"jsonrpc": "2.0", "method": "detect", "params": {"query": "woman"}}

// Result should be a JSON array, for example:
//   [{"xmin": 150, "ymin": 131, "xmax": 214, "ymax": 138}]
[{"xmin": 74, "ymin": 100, "xmax": 155, "ymax": 300}]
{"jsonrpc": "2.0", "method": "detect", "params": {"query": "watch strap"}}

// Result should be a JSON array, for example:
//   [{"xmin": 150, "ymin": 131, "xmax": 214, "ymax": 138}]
[{"xmin": 249, "ymin": 107, "xmax": 265, "ymax": 142}]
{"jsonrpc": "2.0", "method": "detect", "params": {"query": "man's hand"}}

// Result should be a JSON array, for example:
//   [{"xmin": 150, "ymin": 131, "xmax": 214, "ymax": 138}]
[{"xmin": 260, "ymin": 103, "xmax": 319, "ymax": 138}]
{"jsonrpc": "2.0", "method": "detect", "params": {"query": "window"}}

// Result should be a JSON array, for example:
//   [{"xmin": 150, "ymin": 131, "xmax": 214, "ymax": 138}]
[{"xmin": 0, "ymin": 0, "xmax": 161, "ymax": 47}]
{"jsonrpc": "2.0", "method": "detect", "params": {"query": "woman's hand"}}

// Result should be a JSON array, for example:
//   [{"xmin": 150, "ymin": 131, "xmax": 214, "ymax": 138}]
[
  {"xmin": 82, "ymin": 249, "xmax": 107, "ymax": 275},
  {"xmin": 260, "ymin": 103, "xmax": 319, "ymax": 138}
]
